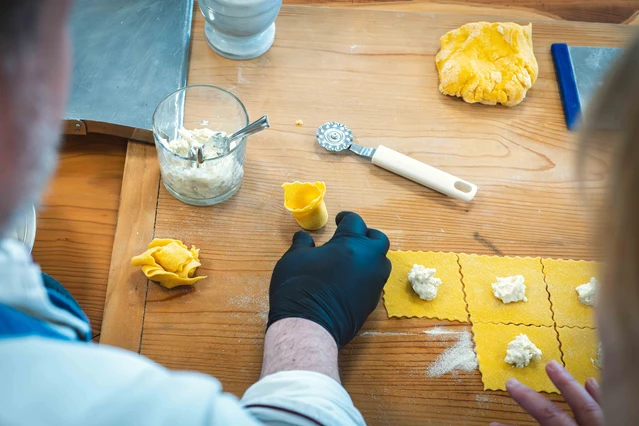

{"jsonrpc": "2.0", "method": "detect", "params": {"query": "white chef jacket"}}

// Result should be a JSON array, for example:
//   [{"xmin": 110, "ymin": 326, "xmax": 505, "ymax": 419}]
[{"xmin": 0, "ymin": 239, "xmax": 365, "ymax": 426}]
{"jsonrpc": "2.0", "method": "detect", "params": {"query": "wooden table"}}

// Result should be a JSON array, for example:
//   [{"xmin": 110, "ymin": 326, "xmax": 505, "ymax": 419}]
[{"xmin": 34, "ymin": 1, "xmax": 637, "ymax": 424}]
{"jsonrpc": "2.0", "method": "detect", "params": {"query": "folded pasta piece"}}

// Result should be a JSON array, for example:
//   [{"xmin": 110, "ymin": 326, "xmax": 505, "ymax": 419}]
[
  {"xmin": 132, "ymin": 238, "xmax": 206, "ymax": 288},
  {"xmin": 282, "ymin": 181, "xmax": 328, "ymax": 231}
]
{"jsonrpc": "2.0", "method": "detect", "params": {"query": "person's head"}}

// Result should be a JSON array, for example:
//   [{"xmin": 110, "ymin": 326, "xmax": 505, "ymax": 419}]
[
  {"xmin": 0, "ymin": 0, "xmax": 72, "ymax": 235},
  {"xmin": 581, "ymin": 33, "xmax": 639, "ymax": 424}
]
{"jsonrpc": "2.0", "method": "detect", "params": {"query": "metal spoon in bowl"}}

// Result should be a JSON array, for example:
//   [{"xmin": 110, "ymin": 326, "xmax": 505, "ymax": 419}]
[
  {"xmin": 211, "ymin": 114, "xmax": 270, "ymax": 155},
  {"xmin": 189, "ymin": 114, "xmax": 270, "ymax": 168}
]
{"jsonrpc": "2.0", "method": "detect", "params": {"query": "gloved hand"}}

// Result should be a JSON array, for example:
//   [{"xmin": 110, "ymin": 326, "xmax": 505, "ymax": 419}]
[{"xmin": 267, "ymin": 211, "xmax": 392, "ymax": 348}]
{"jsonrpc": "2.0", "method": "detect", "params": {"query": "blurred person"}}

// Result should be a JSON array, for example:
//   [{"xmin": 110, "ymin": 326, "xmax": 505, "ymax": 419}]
[{"xmin": 492, "ymin": 31, "xmax": 639, "ymax": 426}]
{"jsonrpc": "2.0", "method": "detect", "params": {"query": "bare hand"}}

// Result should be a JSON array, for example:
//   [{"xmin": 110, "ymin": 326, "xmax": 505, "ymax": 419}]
[{"xmin": 491, "ymin": 360, "xmax": 604, "ymax": 426}]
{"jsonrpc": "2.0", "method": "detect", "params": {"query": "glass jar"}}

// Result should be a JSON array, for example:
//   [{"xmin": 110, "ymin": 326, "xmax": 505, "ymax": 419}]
[
  {"xmin": 198, "ymin": 0, "xmax": 282, "ymax": 60},
  {"xmin": 152, "ymin": 85, "xmax": 249, "ymax": 206}
]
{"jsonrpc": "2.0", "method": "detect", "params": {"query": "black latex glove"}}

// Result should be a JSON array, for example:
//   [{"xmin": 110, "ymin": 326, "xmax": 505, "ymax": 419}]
[{"xmin": 267, "ymin": 211, "xmax": 392, "ymax": 349}]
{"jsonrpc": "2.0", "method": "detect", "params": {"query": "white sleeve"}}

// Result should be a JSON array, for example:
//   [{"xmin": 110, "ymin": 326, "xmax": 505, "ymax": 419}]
[
  {"xmin": 241, "ymin": 371, "xmax": 365, "ymax": 426},
  {"xmin": 0, "ymin": 338, "xmax": 262, "ymax": 426},
  {"xmin": 0, "ymin": 338, "xmax": 363, "ymax": 426}
]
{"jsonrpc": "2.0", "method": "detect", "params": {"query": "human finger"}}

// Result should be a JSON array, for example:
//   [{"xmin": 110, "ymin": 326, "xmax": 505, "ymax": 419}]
[
  {"xmin": 334, "ymin": 211, "xmax": 367, "ymax": 236},
  {"xmin": 505, "ymin": 378, "xmax": 576, "ymax": 426},
  {"xmin": 366, "ymin": 228, "xmax": 390, "ymax": 253},
  {"xmin": 546, "ymin": 361, "xmax": 604, "ymax": 426},
  {"xmin": 287, "ymin": 231, "xmax": 315, "ymax": 252},
  {"xmin": 585, "ymin": 378, "xmax": 601, "ymax": 404}
]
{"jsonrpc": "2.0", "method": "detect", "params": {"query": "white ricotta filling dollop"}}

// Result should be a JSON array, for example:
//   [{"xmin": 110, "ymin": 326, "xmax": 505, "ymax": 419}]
[
  {"xmin": 408, "ymin": 265, "xmax": 442, "ymax": 301},
  {"xmin": 576, "ymin": 277, "xmax": 598, "ymax": 306},
  {"xmin": 505, "ymin": 334, "xmax": 542, "ymax": 368},
  {"xmin": 492, "ymin": 275, "xmax": 527, "ymax": 303}
]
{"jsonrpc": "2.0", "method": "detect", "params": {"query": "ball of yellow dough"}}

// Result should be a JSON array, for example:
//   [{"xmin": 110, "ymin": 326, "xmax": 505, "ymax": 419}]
[{"xmin": 435, "ymin": 22, "xmax": 538, "ymax": 107}]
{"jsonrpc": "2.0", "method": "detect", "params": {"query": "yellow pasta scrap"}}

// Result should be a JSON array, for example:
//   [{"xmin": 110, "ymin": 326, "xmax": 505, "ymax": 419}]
[
  {"xmin": 383, "ymin": 251, "xmax": 468, "ymax": 322},
  {"xmin": 472, "ymin": 323, "xmax": 562, "ymax": 393},
  {"xmin": 282, "ymin": 181, "xmax": 328, "ymax": 231}
]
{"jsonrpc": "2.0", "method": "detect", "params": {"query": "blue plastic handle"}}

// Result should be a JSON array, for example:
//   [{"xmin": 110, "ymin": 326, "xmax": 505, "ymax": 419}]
[{"xmin": 551, "ymin": 43, "xmax": 581, "ymax": 130}]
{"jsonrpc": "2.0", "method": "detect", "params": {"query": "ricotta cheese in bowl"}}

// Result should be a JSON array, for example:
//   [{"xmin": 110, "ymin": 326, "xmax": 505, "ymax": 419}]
[{"xmin": 159, "ymin": 127, "xmax": 245, "ymax": 203}]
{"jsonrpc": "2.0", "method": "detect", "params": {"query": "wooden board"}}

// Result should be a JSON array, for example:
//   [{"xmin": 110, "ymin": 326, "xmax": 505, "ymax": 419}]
[
  {"xmin": 33, "ymin": 134, "xmax": 127, "ymax": 338},
  {"xmin": 134, "ymin": 6, "xmax": 635, "ymax": 425},
  {"xmin": 100, "ymin": 142, "xmax": 160, "ymax": 350}
]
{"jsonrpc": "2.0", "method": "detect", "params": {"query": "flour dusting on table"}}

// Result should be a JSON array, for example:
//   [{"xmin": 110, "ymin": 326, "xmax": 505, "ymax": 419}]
[
  {"xmin": 228, "ymin": 295, "xmax": 268, "ymax": 323},
  {"xmin": 427, "ymin": 331, "xmax": 478, "ymax": 377},
  {"xmin": 423, "ymin": 326, "xmax": 462, "ymax": 337},
  {"xmin": 359, "ymin": 331, "xmax": 415, "ymax": 336}
]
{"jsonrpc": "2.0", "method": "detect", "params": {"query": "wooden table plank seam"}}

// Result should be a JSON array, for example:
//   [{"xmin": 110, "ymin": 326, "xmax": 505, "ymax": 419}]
[{"xmin": 137, "ymin": 197, "xmax": 161, "ymax": 353}]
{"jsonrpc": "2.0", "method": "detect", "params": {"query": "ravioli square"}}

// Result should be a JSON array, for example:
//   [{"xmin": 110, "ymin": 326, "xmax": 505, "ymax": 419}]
[
  {"xmin": 542, "ymin": 259, "xmax": 599, "ymax": 328},
  {"xmin": 383, "ymin": 251, "xmax": 468, "ymax": 322},
  {"xmin": 459, "ymin": 254, "xmax": 553, "ymax": 326},
  {"xmin": 557, "ymin": 327, "xmax": 600, "ymax": 385},
  {"xmin": 472, "ymin": 323, "xmax": 562, "ymax": 393}
]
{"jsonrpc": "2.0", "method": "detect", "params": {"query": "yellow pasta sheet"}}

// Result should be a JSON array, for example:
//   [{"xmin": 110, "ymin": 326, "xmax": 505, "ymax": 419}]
[
  {"xmin": 459, "ymin": 254, "xmax": 553, "ymax": 326},
  {"xmin": 473, "ymin": 323, "xmax": 562, "ymax": 393},
  {"xmin": 542, "ymin": 259, "xmax": 599, "ymax": 328},
  {"xmin": 557, "ymin": 327, "xmax": 600, "ymax": 385},
  {"xmin": 384, "ymin": 251, "xmax": 468, "ymax": 322}
]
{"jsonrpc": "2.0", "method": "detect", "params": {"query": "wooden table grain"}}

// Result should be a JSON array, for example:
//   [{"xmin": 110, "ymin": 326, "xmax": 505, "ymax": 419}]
[{"xmin": 32, "ymin": 1, "xmax": 638, "ymax": 424}]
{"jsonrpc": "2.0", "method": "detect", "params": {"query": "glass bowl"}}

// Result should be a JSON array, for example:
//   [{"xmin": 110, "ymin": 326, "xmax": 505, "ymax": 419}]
[{"xmin": 152, "ymin": 85, "xmax": 249, "ymax": 206}]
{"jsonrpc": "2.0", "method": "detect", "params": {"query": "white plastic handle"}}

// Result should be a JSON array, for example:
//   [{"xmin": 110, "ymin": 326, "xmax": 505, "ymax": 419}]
[{"xmin": 371, "ymin": 145, "xmax": 477, "ymax": 201}]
